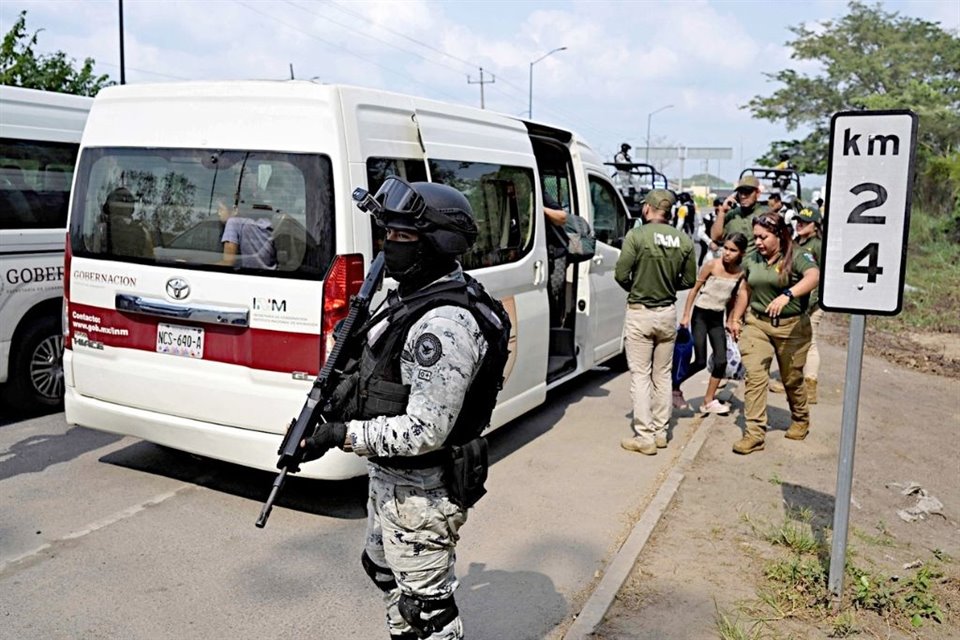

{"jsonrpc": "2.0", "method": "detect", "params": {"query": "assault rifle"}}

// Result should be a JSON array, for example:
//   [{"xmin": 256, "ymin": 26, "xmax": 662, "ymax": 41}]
[{"xmin": 255, "ymin": 252, "xmax": 385, "ymax": 528}]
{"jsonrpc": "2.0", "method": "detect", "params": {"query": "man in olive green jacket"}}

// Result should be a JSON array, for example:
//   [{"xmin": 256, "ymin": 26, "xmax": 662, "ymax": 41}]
[{"xmin": 615, "ymin": 189, "xmax": 697, "ymax": 455}]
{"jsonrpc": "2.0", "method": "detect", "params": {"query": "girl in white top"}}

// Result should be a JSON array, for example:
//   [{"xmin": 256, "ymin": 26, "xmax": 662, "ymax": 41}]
[{"xmin": 674, "ymin": 232, "xmax": 748, "ymax": 413}]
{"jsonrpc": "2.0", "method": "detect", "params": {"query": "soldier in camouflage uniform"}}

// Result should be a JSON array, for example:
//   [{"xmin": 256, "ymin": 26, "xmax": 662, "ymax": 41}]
[
  {"xmin": 614, "ymin": 189, "xmax": 697, "ymax": 455},
  {"xmin": 301, "ymin": 178, "xmax": 510, "ymax": 640}
]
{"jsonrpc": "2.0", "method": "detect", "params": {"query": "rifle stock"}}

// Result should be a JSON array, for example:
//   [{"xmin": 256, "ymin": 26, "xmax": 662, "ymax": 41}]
[{"xmin": 256, "ymin": 253, "xmax": 385, "ymax": 528}]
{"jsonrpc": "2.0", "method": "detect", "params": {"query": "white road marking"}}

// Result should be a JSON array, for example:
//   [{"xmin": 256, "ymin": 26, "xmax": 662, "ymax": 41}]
[{"xmin": 1, "ymin": 482, "xmax": 199, "ymax": 572}]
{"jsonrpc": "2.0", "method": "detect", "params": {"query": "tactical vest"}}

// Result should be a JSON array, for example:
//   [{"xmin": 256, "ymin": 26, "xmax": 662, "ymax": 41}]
[{"xmin": 352, "ymin": 274, "xmax": 511, "ymax": 469}]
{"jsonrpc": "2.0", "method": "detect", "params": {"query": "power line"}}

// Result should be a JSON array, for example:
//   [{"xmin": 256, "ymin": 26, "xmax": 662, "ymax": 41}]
[
  {"xmin": 283, "ymin": 0, "xmax": 472, "ymax": 77},
  {"xmin": 303, "ymin": 0, "xmax": 616, "ymax": 144},
  {"xmin": 324, "ymin": 0, "xmax": 476, "ymax": 70},
  {"xmin": 231, "ymin": 0, "xmax": 464, "ymax": 103},
  {"xmin": 95, "ymin": 60, "xmax": 191, "ymax": 81}
]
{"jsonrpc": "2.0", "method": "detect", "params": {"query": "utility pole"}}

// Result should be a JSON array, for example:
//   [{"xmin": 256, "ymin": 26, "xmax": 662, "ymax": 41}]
[
  {"xmin": 118, "ymin": 0, "xmax": 126, "ymax": 85},
  {"xmin": 289, "ymin": 63, "xmax": 294, "ymax": 80},
  {"xmin": 467, "ymin": 67, "xmax": 494, "ymax": 109}
]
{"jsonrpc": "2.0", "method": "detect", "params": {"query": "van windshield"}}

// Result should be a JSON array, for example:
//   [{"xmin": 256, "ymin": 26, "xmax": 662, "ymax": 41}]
[{"xmin": 70, "ymin": 148, "xmax": 335, "ymax": 278}]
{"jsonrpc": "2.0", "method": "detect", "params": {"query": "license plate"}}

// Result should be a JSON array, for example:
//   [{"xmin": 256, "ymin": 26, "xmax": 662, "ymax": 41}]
[{"xmin": 156, "ymin": 323, "xmax": 204, "ymax": 359}]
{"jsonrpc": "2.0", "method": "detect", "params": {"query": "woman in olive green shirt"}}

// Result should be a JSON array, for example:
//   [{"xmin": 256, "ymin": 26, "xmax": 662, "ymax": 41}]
[
  {"xmin": 795, "ymin": 206, "xmax": 823, "ymax": 403},
  {"xmin": 726, "ymin": 212, "xmax": 819, "ymax": 455}
]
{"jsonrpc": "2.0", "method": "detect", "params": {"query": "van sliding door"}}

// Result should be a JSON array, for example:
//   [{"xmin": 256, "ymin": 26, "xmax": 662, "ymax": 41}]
[{"xmin": 412, "ymin": 106, "xmax": 548, "ymax": 424}]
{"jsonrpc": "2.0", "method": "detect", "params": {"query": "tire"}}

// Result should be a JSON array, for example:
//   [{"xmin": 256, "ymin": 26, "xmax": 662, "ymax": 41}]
[{"xmin": 3, "ymin": 315, "xmax": 64, "ymax": 411}]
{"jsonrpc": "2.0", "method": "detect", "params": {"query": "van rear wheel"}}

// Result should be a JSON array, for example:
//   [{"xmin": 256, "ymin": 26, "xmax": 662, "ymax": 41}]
[{"xmin": 3, "ymin": 315, "xmax": 64, "ymax": 411}]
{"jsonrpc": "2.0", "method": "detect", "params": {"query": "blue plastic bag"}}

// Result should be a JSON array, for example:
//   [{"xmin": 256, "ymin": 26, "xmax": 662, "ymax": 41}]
[{"xmin": 672, "ymin": 326, "xmax": 694, "ymax": 386}]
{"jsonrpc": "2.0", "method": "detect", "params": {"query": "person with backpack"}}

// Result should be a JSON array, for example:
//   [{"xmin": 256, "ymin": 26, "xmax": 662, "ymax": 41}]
[{"xmin": 300, "ymin": 178, "xmax": 511, "ymax": 640}]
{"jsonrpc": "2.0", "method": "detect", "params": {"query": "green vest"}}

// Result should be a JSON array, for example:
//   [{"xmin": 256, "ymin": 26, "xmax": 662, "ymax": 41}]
[
  {"xmin": 743, "ymin": 249, "xmax": 818, "ymax": 316},
  {"xmin": 796, "ymin": 236, "xmax": 822, "ymax": 309},
  {"xmin": 723, "ymin": 205, "xmax": 758, "ymax": 256},
  {"xmin": 614, "ymin": 222, "xmax": 697, "ymax": 307}
]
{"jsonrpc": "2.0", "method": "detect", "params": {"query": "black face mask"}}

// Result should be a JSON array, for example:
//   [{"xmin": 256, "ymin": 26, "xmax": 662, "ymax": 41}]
[{"xmin": 383, "ymin": 239, "xmax": 422, "ymax": 280}]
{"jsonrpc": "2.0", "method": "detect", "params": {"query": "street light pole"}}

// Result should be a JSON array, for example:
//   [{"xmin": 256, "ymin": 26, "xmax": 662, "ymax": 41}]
[
  {"xmin": 645, "ymin": 104, "xmax": 674, "ymax": 163},
  {"xmin": 118, "ymin": 0, "xmax": 126, "ymax": 85},
  {"xmin": 528, "ymin": 46, "xmax": 567, "ymax": 119}
]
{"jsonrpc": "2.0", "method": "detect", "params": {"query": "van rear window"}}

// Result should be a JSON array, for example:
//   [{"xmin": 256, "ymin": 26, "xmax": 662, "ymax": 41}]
[{"xmin": 69, "ymin": 148, "xmax": 335, "ymax": 278}]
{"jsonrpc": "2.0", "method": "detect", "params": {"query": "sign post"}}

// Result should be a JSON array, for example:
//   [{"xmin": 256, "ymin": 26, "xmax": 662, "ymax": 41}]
[{"xmin": 820, "ymin": 110, "xmax": 918, "ymax": 598}]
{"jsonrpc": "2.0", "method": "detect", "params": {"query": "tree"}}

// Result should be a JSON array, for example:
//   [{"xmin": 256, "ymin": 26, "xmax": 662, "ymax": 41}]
[
  {"xmin": 1, "ymin": 10, "xmax": 112, "ymax": 96},
  {"xmin": 747, "ymin": 2, "xmax": 960, "ymax": 212}
]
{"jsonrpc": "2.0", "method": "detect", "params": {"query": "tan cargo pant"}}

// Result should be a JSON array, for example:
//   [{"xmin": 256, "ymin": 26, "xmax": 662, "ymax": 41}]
[
  {"xmin": 739, "ymin": 312, "xmax": 812, "ymax": 439},
  {"xmin": 624, "ymin": 304, "xmax": 677, "ymax": 445},
  {"xmin": 804, "ymin": 307, "xmax": 824, "ymax": 380}
]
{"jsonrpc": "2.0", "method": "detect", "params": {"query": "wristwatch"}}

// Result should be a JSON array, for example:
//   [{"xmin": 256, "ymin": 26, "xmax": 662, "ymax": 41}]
[{"xmin": 782, "ymin": 289, "xmax": 795, "ymax": 299}]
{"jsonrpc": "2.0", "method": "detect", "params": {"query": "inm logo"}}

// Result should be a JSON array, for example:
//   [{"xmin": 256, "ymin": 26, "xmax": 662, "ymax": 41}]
[
  {"xmin": 654, "ymin": 232, "xmax": 681, "ymax": 248},
  {"xmin": 253, "ymin": 297, "xmax": 287, "ymax": 313}
]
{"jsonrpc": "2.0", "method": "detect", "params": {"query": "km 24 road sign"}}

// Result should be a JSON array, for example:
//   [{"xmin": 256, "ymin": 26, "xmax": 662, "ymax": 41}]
[{"xmin": 820, "ymin": 110, "xmax": 918, "ymax": 315}]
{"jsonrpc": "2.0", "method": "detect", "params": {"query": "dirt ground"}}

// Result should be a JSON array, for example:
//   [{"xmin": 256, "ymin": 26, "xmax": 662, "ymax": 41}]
[{"xmin": 596, "ymin": 315, "xmax": 960, "ymax": 639}]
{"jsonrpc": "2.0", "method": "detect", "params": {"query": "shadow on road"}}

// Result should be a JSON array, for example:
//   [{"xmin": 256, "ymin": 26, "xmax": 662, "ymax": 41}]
[
  {"xmin": 0, "ymin": 396, "xmax": 63, "ymax": 427},
  {"xmin": 459, "ymin": 561, "xmax": 567, "ymax": 639},
  {"xmin": 94, "ymin": 366, "xmax": 626, "ymax": 520},
  {"xmin": 0, "ymin": 427, "xmax": 121, "ymax": 481},
  {"xmin": 487, "ymin": 366, "xmax": 621, "ymax": 465},
  {"xmin": 99, "ymin": 441, "xmax": 368, "ymax": 519}
]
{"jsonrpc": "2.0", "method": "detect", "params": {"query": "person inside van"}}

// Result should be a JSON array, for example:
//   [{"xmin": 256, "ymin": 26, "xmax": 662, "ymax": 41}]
[
  {"xmin": 103, "ymin": 187, "xmax": 153, "ymax": 258},
  {"xmin": 219, "ymin": 198, "xmax": 278, "ymax": 269},
  {"xmin": 542, "ymin": 185, "xmax": 569, "ymax": 325}
]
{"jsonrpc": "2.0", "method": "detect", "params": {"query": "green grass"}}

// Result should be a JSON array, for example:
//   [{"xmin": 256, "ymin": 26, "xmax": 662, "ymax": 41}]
[
  {"xmin": 717, "ymin": 508, "xmax": 955, "ymax": 638},
  {"xmin": 873, "ymin": 209, "xmax": 960, "ymax": 334}
]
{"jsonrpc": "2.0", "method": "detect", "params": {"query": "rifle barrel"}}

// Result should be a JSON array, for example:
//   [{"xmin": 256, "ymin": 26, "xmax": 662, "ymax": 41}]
[{"xmin": 255, "ymin": 467, "xmax": 288, "ymax": 528}]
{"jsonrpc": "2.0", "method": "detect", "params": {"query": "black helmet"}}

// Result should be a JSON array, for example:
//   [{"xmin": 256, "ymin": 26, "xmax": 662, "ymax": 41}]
[
  {"xmin": 621, "ymin": 142, "xmax": 631, "ymax": 151},
  {"xmin": 409, "ymin": 181, "xmax": 478, "ymax": 256},
  {"xmin": 359, "ymin": 177, "xmax": 478, "ymax": 257}
]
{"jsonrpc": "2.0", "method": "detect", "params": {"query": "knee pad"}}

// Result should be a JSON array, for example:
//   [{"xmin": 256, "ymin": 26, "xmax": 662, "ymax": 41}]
[
  {"xmin": 397, "ymin": 593, "xmax": 458, "ymax": 639},
  {"xmin": 361, "ymin": 550, "xmax": 397, "ymax": 593}
]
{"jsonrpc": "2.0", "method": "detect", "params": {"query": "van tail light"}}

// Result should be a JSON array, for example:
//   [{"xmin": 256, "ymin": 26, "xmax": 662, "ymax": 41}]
[
  {"xmin": 63, "ymin": 232, "xmax": 72, "ymax": 350},
  {"xmin": 319, "ymin": 253, "xmax": 365, "ymax": 369}
]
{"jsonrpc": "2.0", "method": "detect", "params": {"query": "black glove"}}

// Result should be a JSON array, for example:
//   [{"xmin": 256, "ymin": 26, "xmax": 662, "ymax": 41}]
[{"xmin": 300, "ymin": 421, "xmax": 348, "ymax": 462}]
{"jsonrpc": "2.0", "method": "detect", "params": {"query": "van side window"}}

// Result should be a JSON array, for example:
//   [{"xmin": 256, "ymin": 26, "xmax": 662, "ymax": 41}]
[
  {"xmin": 588, "ymin": 176, "xmax": 629, "ymax": 248},
  {"xmin": 366, "ymin": 158, "xmax": 428, "ymax": 255},
  {"xmin": 0, "ymin": 138, "xmax": 78, "ymax": 230},
  {"xmin": 70, "ymin": 148, "xmax": 335, "ymax": 278},
  {"xmin": 428, "ymin": 159, "xmax": 534, "ymax": 270}
]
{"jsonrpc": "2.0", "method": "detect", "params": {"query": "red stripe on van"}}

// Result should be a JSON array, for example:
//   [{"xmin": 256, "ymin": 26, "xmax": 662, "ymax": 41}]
[{"xmin": 69, "ymin": 302, "xmax": 321, "ymax": 374}]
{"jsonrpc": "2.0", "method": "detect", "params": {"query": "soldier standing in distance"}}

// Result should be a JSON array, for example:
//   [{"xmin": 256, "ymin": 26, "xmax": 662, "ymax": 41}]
[
  {"xmin": 615, "ymin": 189, "xmax": 697, "ymax": 455},
  {"xmin": 300, "ymin": 178, "xmax": 511, "ymax": 640}
]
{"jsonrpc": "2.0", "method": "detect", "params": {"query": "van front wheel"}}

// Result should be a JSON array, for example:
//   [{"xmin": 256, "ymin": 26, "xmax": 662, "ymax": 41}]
[{"xmin": 3, "ymin": 315, "xmax": 64, "ymax": 411}]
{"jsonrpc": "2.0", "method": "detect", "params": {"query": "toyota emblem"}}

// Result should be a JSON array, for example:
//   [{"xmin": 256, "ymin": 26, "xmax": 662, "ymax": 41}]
[{"xmin": 166, "ymin": 277, "xmax": 190, "ymax": 300}]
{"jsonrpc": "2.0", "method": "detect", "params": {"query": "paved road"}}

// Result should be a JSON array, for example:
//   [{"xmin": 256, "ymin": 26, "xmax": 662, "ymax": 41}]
[{"xmin": 1, "ymin": 290, "xmax": 706, "ymax": 640}]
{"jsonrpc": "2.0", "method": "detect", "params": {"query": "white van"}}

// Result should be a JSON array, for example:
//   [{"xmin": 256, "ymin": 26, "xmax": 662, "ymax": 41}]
[
  {"xmin": 64, "ymin": 81, "xmax": 633, "ymax": 478},
  {"xmin": 0, "ymin": 85, "xmax": 91, "ymax": 410}
]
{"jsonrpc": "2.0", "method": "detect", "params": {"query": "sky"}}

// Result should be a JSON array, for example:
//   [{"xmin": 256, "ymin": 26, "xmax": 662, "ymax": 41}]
[{"xmin": 2, "ymin": 0, "xmax": 958, "ymax": 187}]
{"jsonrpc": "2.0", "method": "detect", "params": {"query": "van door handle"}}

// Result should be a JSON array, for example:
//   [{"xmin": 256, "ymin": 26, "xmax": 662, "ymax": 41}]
[
  {"xmin": 533, "ymin": 260, "xmax": 544, "ymax": 286},
  {"xmin": 116, "ymin": 294, "xmax": 250, "ymax": 327},
  {"xmin": 592, "ymin": 255, "xmax": 604, "ymax": 265}
]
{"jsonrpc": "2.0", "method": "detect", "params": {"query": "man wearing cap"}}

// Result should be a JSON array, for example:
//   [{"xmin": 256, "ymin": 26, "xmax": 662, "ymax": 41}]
[
  {"xmin": 615, "ymin": 189, "xmax": 697, "ymax": 455},
  {"xmin": 711, "ymin": 174, "xmax": 761, "ymax": 255}
]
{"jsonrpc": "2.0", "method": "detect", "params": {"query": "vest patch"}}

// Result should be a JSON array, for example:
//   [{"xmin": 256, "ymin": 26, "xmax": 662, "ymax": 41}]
[
  {"xmin": 414, "ymin": 333, "xmax": 443, "ymax": 367},
  {"xmin": 654, "ymin": 232, "xmax": 681, "ymax": 248}
]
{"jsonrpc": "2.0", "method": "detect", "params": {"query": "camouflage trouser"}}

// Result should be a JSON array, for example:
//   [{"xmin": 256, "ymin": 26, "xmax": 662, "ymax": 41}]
[{"xmin": 365, "ymin": 474, "xmax": 467, "ymax": 639}]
